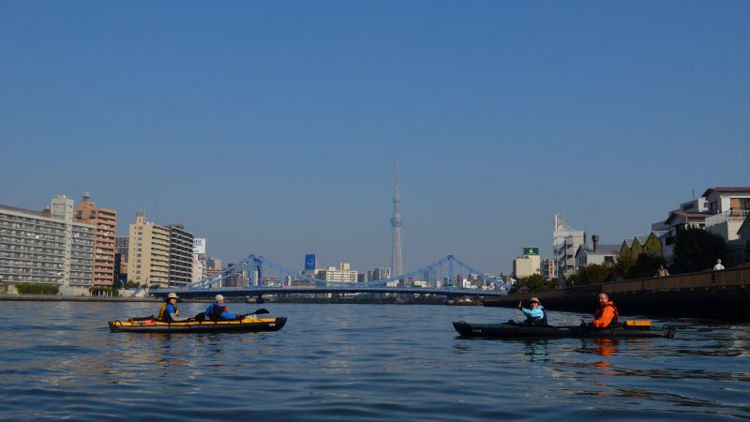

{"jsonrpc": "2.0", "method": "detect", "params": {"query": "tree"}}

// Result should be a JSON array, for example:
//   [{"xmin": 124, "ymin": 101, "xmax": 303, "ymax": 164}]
[
  {"xmin": 627, "ymin": 253, "xmax": 667, "ymax": 279},
  {"xmin": 671, "ymin": 228, "xmax": 728, "ymax": 274},
  {"xmin": 515, "ymin": 274, "xmax": 556, "ymax": 291},
  {"xmin": 578, "ymin": 264, "xmax": 610, "ymax": 285},
  {"xmin": 566, "ymin": 273, "xmax": 581, "ymax": 287},
  {"xmin": 611, "ymin": 252, "xmax": 635, "ymax": 280}
]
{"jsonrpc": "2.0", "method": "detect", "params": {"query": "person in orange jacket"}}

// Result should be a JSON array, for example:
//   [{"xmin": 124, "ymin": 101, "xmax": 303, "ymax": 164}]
[{"xmin": 590, "ymin": 292, "xmax": 619, "ymax": 328}]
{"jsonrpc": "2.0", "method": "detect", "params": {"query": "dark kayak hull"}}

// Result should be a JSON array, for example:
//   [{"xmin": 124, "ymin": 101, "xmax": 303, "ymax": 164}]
[
  {"xmin": 453, "ymin": 321, "xmax": 675, "ymax": 339},
  {"xmin": 109, "ymin": 317, "xmax": 287, "ymax": 333}
]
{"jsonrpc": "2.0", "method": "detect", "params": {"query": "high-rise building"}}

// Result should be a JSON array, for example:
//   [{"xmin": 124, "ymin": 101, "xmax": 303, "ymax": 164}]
[
  {"xmin": 367, "ymin": 267, "xmax": 391, "ymax": 281},
  {"xmin": 167, "ymin": 224, "xmax": 194, "ymax": 287},
  {"xmin": 0, "ymin": 195, "xmax": 94, "ymax": 293},
  {"xmin": 541, "ymin": 257, "xmax": 556, "ymax": 281},
  {"xmin": 127, "ymin": 209, "xmax": 170, "ymax": 289},
  {"xmin": 75, "ymin": 193, "xmax": 117, "ymax": 287},
  {"xmin": 192, "ymin": 238, "xmax": 206, "ymax": 283},
  {"xmin": 553, "ymin": 214, "xmax": 585, "ymax": 280},
  {"xmin": 115, "ymin": 236, "xmax": 129, "ymax": 263},
  {"xmin": 207, "ymin": 256, "xmax": 222, "ymax": 270},
  {"xmin": 391, "ymin": 161, "xmax": 403, "ymax": 277}
]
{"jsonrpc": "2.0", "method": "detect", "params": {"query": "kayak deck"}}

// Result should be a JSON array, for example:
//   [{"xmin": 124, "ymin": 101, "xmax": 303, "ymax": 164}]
[
  {"xmin": 453, "ymin": 321, "xmax": 675, "ymax": 339},
  {"xmin": 109, "ymin": 316, "xmax": 287, "ymax": 333}
]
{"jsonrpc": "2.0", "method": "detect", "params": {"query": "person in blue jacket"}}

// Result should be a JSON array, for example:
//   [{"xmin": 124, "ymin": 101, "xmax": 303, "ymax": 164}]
[
  {"xmin": 158, "ymin": 292, "xmax": 188, "ymax": 322},
  {"xmin": 517, "ymin": 297, "xmax": 548, "ymax": 326},
  {"xmin": 205, "ymin": 294, "xmax": 242, "ymax": 321}
]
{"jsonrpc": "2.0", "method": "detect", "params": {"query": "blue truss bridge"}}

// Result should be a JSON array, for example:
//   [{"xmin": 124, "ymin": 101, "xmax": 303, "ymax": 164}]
[{"xmin": 150, "ymin": 254, "xmax": 510, "ymax": 299}]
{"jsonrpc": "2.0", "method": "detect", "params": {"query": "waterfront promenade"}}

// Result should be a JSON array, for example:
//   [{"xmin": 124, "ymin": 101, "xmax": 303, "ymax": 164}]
[{"xmin": 487, "ymin": 266, "xmax": 750, "ymax": 320}]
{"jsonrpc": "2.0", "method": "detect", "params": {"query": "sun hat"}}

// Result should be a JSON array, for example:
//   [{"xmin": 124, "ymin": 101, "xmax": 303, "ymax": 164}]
[
  {"xmin": 215, "ymin": 294, "xmax": 224, "ymax": 301},
  {"xmin": 529, "ymin": 297, "xmax": 540, "ymax": 304},
  {"xmin": 167, "ymin": 292, "xmax": 178, "ymax": 299}
]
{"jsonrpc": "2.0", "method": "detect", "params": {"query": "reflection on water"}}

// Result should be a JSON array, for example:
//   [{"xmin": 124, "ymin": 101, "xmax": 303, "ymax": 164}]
[
  {"xmin": 522, "ymin": 339, "xmax": 549, "ymax": 361},
  {"xmin": 0, "ymin": 302, "xmax": 749, "ymax": 421}
]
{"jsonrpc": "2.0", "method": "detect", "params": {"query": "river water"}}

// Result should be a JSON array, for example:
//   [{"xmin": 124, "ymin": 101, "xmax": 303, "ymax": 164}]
[{"xmin": 0, "ymin": 301, "xmax": 748, "ymax": 421}]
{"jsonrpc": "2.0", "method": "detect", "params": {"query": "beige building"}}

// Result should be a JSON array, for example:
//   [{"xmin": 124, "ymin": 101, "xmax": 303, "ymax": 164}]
[
  {"xmin": 318, "ymin": 262, "xmax": 358, "ymax": 282},
  {"xmin": 127, "ymin": 209, "xmax": 170, "ymax": 289},
  {"xmin": 513, "ymin": 247, "xmax": 541, "ymax": 279},
  {"xmin": 75, "ymin": 193, "xmax": 117, "ymax": 287}
]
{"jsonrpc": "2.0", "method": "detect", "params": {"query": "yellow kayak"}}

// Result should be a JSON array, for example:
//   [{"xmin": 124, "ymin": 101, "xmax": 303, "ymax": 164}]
[{"xmin": 108, "ymin": 316, "xmax": 287, "ymax": 333}]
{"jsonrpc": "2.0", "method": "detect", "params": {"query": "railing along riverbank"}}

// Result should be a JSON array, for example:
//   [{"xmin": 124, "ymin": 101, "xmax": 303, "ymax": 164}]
[{"xmin": 485, "ymin": 266, "xmax": 750, "ymax": 320}]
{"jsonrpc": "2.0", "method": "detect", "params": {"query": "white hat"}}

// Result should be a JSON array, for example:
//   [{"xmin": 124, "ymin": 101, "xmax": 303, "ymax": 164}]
[
  {"xmin": 215, "ymin": 294, "xmax": 224, "ymax": 301},
  {"xmin": 167, "ymin": 292, "xmax": 178, "ymax": 299}
]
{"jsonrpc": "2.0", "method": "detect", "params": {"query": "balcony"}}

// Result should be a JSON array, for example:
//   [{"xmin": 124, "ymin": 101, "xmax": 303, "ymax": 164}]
[{"xmin": 705, "ymin": 209, "xmax": 750, "ymax": 227}]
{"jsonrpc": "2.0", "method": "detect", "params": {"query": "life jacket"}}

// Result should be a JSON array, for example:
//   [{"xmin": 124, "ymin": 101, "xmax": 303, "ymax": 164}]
[
  {"xmin": 595, "ymin": 302, "xmax": 619, "ymax": 328},
  {"xmin": 529, "ymin": 308, "xmax": 549, "ymax": 326},
  {"xmin": 158, "ymin": 303, "xmax": 179, "ymax": 321},
  {"xmin": 206, "ymin": 303, "xmax": 229, "ymax": 321}
]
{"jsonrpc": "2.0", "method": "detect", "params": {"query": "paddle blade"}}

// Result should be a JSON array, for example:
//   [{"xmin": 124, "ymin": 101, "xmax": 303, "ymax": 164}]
[{"xmin": 251, "ymin": 308, "xmax": 269, "ymax": 315}]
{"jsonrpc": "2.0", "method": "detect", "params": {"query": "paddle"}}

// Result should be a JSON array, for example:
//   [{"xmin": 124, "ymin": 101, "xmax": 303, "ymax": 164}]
[{"xmin": 238, "ymin": 308, "xmax": 270, "ymax": 319}]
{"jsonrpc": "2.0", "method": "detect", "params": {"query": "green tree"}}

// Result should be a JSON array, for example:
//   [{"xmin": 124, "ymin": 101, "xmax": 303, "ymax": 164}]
[
  {"xmin": 515, "ymin": 274, "xmax": 556, "ymax": 291},
  {"xmin": 578, "ymin": 264, "xmax": 610, "ymax": 285},
  {"xmin": 671, "ymin": 228, "xmax": 728, "ymax": 274},
  {"xmin": 566, "ymin": 273, "xmax": 581, "ymax": 286},
  {"xmin": 627, "ymin": 253, "xmax": 667, "ymax": 279},
  {"xmin": 611, "ymin": 252, "xmax": 635, "ymax": 280}
]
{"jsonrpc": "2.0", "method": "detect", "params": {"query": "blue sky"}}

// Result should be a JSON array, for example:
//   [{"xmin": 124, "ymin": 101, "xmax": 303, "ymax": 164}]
[{"xmin": 1, "ymin": 1, "xmax": 748, "ymax": 275}]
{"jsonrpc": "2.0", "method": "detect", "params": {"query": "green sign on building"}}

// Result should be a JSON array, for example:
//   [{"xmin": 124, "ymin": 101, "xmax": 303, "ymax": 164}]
[{"xmin": 523, "ymin": 247, "xmax": 539, "ymax": 256}]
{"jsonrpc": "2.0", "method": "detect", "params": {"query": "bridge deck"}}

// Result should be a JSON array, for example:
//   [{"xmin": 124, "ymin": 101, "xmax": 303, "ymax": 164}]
[{"xmin": 153, "ymin": 286, "xmax": 508, "ymax": 298}]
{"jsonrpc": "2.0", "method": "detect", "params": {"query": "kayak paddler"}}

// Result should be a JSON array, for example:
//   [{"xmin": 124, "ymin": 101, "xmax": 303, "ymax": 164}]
[
  {"xmin": 158, "ymin": 292, "xmax": 188, "ymax": 322},
  {"xmin": 205, "ymin": 294, "xmax": 242, "ymax": 321},
  {"xmin": 517, "ymin": 297, "xmax": 548, "ymax": 326},
  {"xmin": 582, "ymin": 292, "xmax": 619, "ymax": 328}
]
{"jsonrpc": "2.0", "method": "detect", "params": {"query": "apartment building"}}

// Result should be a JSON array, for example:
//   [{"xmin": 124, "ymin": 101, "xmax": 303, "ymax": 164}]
[
  {"xmin": 75, "ymin": 193, "xmax": 117, "ymax": 287},
  {"xmin": 541, "ymin": 257, "xmax": 555, "ymax": 281},
  {"xmin": 0, "ymin": 195, "xmax": 94, "ymax": 293},
  {"xmin": 167, "ymin": 224, "xmax": 194, "ymax": 287},
  {"xmin": 553, "ymin": 214, "xmax": 585, "ymax": 279},
  {"xmin": 127, "ymin": 210, "xmax": 170, "ymax": 289},
  {"xmin": 318, "ymin": 262, "xmax": 358, "ymax": 282}
]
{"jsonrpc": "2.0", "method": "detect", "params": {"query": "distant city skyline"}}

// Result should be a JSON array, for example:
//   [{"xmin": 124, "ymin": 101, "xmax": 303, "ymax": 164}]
[{"xmin": 2, "ymin": 2, "xmax": 748, "ymax": 275}]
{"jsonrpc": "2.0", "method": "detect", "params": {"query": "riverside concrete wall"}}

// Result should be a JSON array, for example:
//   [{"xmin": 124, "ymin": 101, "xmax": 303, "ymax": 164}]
[{"xmin": 485, "ymin": 266, "xmax": 750, "ymax": 320}]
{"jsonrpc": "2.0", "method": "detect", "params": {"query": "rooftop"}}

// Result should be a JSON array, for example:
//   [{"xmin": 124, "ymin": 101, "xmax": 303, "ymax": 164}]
[{"xmin": 702, "ymin": 187, "xmax": 750, "ymax": 197}]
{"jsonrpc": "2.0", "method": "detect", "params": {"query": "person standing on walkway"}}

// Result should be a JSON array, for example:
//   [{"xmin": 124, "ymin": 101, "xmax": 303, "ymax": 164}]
[{"xmin": 713, "ymin": 259, "xmax": 725, "ymax": 270}]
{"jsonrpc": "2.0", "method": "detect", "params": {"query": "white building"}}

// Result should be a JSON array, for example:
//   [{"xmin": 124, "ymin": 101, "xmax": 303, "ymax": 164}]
[
  {"xmin": 553, "ymin": 214, "xmax": 585, "ymax": 279},
  {"xmin": 575, "ymin": 235, "xmax": 619, "ymax": 268},
  {"xmin": 703, "ymin": 187, "xmax": 750, "ymax": 241},
  {"xmin": 192, "ymin": 238, "xmax": 206, "ymax": 283},
  {"xmin": 0, "ymin": 195, "xmax": 95, "ymax": 294},
  {"xmin": 653, "ymin": 187, "xmax": 750, "ymax": 263}
]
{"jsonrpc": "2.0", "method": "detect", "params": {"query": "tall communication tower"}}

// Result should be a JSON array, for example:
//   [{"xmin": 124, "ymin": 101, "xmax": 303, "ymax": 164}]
[{"xmin": 391, "ymin": 161, "xmax": 403, "ymax": 277}]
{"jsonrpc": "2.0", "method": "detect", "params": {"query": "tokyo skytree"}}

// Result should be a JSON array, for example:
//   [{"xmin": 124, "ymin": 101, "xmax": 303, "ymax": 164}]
[{"xmin": 391, "ymin": 161, "xmax": 403, "ymax": 277}]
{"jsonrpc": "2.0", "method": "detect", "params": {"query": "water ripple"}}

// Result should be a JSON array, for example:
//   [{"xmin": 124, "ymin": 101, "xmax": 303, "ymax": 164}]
[{"xmin": 0, "ymin": 302, "xmax": 748, "ymax": 421}]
